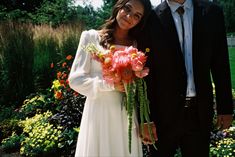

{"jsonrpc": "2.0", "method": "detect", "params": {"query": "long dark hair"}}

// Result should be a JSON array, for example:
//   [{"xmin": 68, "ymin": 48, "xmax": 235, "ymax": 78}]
[{"xmin": 99, "ymin": 0, "xmax": 152, "ymax": 48}]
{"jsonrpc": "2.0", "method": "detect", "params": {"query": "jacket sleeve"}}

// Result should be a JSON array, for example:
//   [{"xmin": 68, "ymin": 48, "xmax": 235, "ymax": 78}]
[
  {"xmin": 68, "ymin": 30, "xmax": 115, "ymax": 98},
  {"xmin": 211, "ymin": 6, "xmax": 234, "ymax": 114}
]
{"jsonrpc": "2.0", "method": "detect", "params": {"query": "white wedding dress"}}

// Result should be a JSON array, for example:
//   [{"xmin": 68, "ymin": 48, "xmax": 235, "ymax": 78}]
[{"xmin": 68, "ymin": 29, "xmax": 143, "ymax": 157}]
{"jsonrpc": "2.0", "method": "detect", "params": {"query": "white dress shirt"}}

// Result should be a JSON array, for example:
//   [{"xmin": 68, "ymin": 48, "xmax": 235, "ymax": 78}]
[{"xmin": 167, "ymin": 0, "xmax": 196, "ymax": 97}]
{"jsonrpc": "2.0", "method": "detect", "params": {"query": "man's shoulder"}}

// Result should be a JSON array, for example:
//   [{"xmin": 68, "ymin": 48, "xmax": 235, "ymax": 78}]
[
  {"xmin": 153, "ymin": 1, "xmax": 168, "ymax": 15},
  {"xmin": 196, "ymin": 0, "xmax": 223, "ymax": 14}
]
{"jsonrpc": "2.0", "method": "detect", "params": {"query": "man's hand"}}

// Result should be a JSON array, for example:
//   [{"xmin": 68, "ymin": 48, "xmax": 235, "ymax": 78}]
[
  {"xmin": 140, "ymin": 122, "xmax": 158, "ymax": 145},
  {"xmin": 216, "ymin": 114, "xmax": 233, "ymax": 130}
]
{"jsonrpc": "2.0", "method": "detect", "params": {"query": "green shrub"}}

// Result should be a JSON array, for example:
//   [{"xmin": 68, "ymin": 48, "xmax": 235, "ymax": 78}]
[
  {"xmin": 0, "ymin": 106, "xmax": 17, "ymax": 122},
  {"xmin": 60, "ymin": 24, "xmax": 82, "ymax": 57},
  {"xmin": 210, "ymin": 127, "xmax": 235, "ymax": 157},
  {"xmin": 1, "ymin": 132, "xmax": 25, "ymax": 153},
  {"xmin": 0, "ymin": 22, "xmax": 34, "ymax": 106},
  {"xmin": 19, "ymin": 92, "xmax": 55, "ymax": 118},
  {"xmin": 19, "ymin": 111, "xmax": 63, "ymax": 156},
  {"xmin": 49, "ymin": 54, "xmax": 85, "ymax": 129},
  {"xmin": 0, "ymin": 118, "xmax": 22, "ymax": 143},
  {"xmin": 232, "ymin": 88, "xmax": 235, "ymax": 98},
  {"xmin": 33, "ymin": 36, "xmax": 59, "ymax": 91}
]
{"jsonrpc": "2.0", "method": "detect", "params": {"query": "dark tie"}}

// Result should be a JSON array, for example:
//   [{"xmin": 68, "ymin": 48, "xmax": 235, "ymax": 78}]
[{"xmin": 176, "ymin": 6, "xmax": 185, "ymax": 54}]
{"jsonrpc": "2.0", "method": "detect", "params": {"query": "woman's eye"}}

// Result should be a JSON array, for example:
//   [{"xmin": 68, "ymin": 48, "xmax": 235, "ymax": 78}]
[
  {"xmin": 123, "ymin": 5, "xmax": 131, "ymax": 13},
  {"xmin": 133, "ymin": 14, "xmax": 141, "ymax": 21}
]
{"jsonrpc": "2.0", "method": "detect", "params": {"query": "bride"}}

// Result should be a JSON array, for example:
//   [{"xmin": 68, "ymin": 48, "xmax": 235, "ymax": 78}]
[{"xmin": 68, "ymin": 0, "xmax": 152, "ymax": 156}]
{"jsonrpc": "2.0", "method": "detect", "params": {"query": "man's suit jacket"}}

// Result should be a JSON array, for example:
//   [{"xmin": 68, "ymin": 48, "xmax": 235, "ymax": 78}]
[{"xmin": 138, "ymin": 0, "xmax": 233, "ymax": 138}]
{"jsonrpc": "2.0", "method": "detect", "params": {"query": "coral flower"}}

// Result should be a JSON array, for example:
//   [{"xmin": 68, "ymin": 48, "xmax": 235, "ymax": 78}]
[
  {"xmin": 66, "ymin": 55, "xmax": 73, "ymax": 60},
  {"xmin": 62, "ymin": 62, "xmax": 67, "ymax": 67},
  {"xmin": 120, "ymin": 66, "xmax": 134, "ymax": 83},
  {"xmin": 55, "ymin": 91, "xmax": 62, "ymax": 99},
  {"xmin": 50, "ymin": 62, "xmax": 54, "ymax": 68},
  {"xmin": 57, "ymin": 72, "xmax": 62, "ymax": 79}
]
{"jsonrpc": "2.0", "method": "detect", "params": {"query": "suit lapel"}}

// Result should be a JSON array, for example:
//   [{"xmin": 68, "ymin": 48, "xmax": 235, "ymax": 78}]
[
  {"xmin": 192, "ymin": 0, "xmax": 205, "ymax": 88},
  {"xmin": 156, "ymin": 1, "xmax": 182, "ymax": 55},
  {"xmin": 155, "ymin": 1, "xmax": 185, "ymax": 66}
]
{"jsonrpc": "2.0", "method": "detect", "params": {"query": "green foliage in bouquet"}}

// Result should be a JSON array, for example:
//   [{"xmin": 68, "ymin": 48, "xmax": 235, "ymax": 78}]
[{"xmin": 125, "ymin": 78, "xmax": 155, "ymax": 152}]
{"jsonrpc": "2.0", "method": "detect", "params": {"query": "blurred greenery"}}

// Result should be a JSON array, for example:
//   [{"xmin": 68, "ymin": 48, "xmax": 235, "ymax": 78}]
[{"xmin": 229, "ymin": 47, "xmax": 235, "ymax": 89}]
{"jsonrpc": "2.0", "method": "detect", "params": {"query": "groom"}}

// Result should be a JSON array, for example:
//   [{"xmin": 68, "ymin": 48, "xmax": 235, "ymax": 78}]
[{"xmin": 138, "ymin": 0, "xmax": 234, "ymax": 156}]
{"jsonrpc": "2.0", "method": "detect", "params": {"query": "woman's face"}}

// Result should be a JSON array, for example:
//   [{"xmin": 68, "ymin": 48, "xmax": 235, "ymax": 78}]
[{"xmin": 116, "ymin": 0, "xmax": 144, "ymax": 31}]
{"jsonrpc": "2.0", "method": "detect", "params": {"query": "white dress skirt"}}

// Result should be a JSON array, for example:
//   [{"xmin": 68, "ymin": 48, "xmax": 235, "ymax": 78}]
[{"xmin": 68, "ymin": 29, "xmax": 143, "ymax": 157}]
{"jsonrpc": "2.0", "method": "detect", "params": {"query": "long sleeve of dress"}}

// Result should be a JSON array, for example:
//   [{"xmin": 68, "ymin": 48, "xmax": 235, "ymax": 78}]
[{"xmin": 68, "ymin": 30, "xmax": 115, "ymax": 99}]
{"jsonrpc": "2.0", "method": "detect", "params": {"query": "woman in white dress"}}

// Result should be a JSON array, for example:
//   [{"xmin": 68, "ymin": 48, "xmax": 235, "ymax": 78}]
[{"xmin": 68, "ymin": 0, "xmax": 152, "ymax": 156}]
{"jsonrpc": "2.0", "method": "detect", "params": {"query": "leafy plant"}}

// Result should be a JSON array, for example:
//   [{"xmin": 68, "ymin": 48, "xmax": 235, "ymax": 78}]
[
  {"xmin": 0, "ymin": 118, "xmax": 22, "ymax": 143},
  {"xmin": 49, "ymin": 91, "xmax": 85, "ymax": 129},
  {"xmin": 19, "ymin": 92, "xmax": 55, "ymax": 118},
  {"xmin": 49, "ymin": 54, "xmax": 85, "ymax": 129},
  {"xmin": 18, "ymin": 110, "xmax": 80, "ymax": 156},
  {"xmin": 1, "ymin": 132, "xmax": 25, "ymax": 153},
  {"xmin": 33, "ymin": 36, "xmax": 59, "ymax": 91},
  {"xmin": 19, "ymin": 111, "xmax": 63, "ymax": 156},
  {"xmin": 0, "ymin": 22, "xmax": 34, "ymax": 107},
  {"xmin": 210, "ymin": 127, "xmax": 235, "ymax": 157}
]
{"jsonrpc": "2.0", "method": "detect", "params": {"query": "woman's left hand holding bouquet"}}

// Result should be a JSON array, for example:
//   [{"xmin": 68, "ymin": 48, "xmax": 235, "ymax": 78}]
[{"xmin": 114, "ymin": 81, "xmax": 125, "ymax": 92}]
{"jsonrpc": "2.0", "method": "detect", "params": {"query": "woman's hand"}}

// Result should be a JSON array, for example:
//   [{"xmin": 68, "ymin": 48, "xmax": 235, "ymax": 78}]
[{"xmin": 114, "ymin": 82, "xmax": 125, "ymax": 92}]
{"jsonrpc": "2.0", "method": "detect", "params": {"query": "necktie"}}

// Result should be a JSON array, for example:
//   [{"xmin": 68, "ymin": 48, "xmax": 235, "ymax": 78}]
[{"xmin": 176, "ymin": 6, "xmax": 185, "ymax": 54}]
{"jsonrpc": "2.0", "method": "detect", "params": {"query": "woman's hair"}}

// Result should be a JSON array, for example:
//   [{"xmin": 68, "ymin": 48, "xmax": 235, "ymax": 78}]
[{"xmin": 99, "ymin": 0, "xmax": 152, "ymax": 48}]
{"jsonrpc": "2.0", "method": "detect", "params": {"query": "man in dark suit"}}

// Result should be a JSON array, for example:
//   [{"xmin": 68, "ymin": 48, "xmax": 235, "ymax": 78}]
[{"xmin": 138, "ymin": 0, "xmax": 234, "ymax": 156}]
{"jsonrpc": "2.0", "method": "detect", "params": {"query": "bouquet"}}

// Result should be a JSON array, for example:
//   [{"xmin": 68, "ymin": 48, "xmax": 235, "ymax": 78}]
[{"xmin": 85, "ymin": 43, "xmax": 156, "ymax": 153}]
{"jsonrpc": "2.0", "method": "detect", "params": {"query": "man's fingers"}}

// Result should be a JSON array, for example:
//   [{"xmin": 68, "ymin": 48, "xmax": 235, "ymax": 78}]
[{"xmin": 143, "ymin": 138, "xmax": 155, "ymax": 145}]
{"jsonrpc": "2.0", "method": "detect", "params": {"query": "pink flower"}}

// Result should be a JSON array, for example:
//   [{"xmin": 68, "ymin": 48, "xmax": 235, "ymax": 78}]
[
  {"xmin": 135, "ymin": 67, "xmax": 149, "ymax": 78},
  {"xmin": 86, "ymin": 44, "xmax": 149, "ymax": 84},
  {"xmin": 131, "ymin": 59, "xmax": 144, "ymax": 71},
  {"xmin": 112, "ymin": 50, "xmax": 131, "ymax": 69},
  {"xmin": 119, "ymin": 65, "xmax": 134, "ymax": 83}
]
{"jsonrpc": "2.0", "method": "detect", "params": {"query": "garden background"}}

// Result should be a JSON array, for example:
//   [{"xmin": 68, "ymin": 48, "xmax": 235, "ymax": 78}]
[{"xmin": 0, "ymin": 0, "xmax": 235, "ymax": 157}]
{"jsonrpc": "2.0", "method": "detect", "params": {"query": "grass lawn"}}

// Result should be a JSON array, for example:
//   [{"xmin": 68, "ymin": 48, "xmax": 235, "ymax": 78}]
[{"xmin": 229, "ymin": 47, "xmax": 235, "ymax": 90}]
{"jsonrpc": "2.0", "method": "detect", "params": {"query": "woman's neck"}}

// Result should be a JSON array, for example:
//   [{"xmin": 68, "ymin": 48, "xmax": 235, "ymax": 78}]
[{"xmin": 113, "ymin": 27, "xmax": 132, "ymax": 46}]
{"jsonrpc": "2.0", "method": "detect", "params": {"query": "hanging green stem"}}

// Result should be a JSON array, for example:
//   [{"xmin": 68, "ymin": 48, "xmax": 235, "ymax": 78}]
[
  {"xmin": 125, "ymin": 78, "xmax": 157, "ymax": 153},
  {"xmin": 139, "ymin": 78, "xmax": 157, "ymax": 149},
  {"xmin": 126, "ymin": 82, "xmax": 137, "ymax": 153},
  {"xmin": 136, "ymin": 79, "xmax": 145, "ymax": 135}
]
